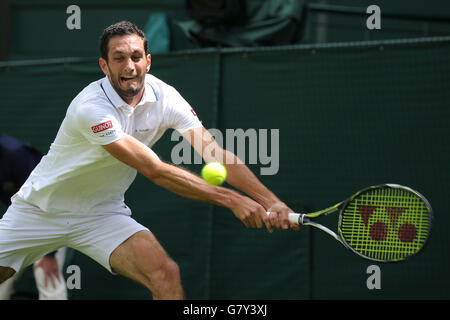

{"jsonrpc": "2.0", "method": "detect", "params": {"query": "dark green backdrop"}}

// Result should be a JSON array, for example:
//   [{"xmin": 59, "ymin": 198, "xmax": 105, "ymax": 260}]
[
  {"xmin": 5, "ymin": 0, "xmax": 450, "ymax": 60},
  {"xmin": 1, "ymin": 35, "xmax": 449, "ymax": 299}
]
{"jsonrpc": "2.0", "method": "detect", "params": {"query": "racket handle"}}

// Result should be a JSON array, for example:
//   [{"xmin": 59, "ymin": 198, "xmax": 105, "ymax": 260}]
[{"xmin": 265, "ymin": 212, "xmax": 302, "ymax": 224}]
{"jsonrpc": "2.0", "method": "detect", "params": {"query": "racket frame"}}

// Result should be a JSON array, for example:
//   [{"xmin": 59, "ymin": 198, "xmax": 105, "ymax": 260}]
[
  {"xmin": 298, "ymin": 202, "xmax": 344, "ymax": 245},
  {"xmin": 283, "ymin": 184, "xmax": 433, "ymax": 262},
  {"xmin": 337, "ymin": 184, "xmax": 433, "ymax": 262}
]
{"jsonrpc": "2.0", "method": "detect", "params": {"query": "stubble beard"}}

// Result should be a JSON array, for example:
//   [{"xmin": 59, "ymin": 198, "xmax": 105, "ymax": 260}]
[{"xmin": 107, "ymin": 64, "xmax": 145, "ymax": 100}]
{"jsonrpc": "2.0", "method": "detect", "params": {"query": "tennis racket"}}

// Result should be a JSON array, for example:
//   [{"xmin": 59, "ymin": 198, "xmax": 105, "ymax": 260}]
[{"xmin": 268, "ymin": 184, "xmax": 433, "ymax": 262}]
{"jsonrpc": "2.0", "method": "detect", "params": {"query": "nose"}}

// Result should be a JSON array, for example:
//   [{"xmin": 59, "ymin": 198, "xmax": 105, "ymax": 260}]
[{"xmin": 124, "ymin": 57, "xmax": 135, "ymax": 73}]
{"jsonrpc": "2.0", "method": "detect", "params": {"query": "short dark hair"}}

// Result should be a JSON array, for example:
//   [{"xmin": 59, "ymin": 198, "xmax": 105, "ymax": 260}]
[{"xmin": 100, "ymin": 21, "xmax": 148, "ymax": 61}]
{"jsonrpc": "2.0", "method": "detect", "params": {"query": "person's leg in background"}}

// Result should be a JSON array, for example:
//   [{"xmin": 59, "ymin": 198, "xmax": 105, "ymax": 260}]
[{"xmin": 0, "ymin": 248, "xmax": 68, "ymax": 300}]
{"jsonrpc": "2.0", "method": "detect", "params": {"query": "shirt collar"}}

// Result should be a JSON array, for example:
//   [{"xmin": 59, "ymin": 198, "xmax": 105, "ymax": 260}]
[{"xmin": 101, "ymin": 75, "xmax": 157, "ymax": 108}]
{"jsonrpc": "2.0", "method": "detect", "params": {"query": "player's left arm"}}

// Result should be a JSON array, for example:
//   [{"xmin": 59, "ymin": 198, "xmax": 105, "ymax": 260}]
[{"xmin": 183, "ymin": 127, "xmax": 299, "ymax": 231}]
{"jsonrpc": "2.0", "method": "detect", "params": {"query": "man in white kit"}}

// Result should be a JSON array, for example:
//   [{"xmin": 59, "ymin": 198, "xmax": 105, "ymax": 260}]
[{"xmin": 0, "ymin": 21, "xmax": 298, "ymax": 299}]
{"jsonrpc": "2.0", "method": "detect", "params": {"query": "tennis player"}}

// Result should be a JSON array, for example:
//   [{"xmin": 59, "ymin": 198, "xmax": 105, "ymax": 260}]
[{"xmin": 0, "ymin": 21, "xmax": 298, "ymax": 299}]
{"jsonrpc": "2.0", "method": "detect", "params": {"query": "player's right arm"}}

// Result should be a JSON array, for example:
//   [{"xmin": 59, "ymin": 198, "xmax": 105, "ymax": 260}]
[{"xmin": 102, "ymin": 134, "xmax": 268, "ymax": 229}]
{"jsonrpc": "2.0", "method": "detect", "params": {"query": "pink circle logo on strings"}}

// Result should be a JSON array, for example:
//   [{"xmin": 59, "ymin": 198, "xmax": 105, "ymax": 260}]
[{"xmin": 359, "ymin": 205, "xmax": 417, "ymax": 242}]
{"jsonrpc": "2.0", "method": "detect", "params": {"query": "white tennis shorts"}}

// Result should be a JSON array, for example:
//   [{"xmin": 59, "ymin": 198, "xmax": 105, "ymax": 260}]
[{"xmin": 0, "ymin": 199, "xmax": 149, "ymax": 274}]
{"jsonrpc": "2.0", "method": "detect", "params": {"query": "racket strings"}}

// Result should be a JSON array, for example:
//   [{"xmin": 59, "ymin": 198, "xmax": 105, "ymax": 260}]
[{"xmin": 339, "ymin": 187, "xmax": 431, "ymax": 262}]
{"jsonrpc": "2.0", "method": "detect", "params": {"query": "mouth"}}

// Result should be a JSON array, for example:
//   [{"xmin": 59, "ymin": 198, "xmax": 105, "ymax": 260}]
[{"xmin": 120, "ymin": 76, "xmax": 138, "ymax": 83}]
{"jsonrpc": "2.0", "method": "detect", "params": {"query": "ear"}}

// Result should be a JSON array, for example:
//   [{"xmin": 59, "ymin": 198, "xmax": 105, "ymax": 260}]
[
  {"xmin": 146, "ymin": 54, "xmax": 151, "ymax": 72},
  {"xmin": 99, "ymin": 57, "xmax": 109, "ymax": 76}
]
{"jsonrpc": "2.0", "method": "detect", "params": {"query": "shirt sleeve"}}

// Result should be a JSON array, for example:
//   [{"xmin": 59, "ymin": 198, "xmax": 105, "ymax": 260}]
[
  {"xmin": 72, "ymin": 104, "xmax": 125, "ymax": 145},
  {"xmin": 164, "ymin": 86, "xmax": 203, "ymax": 134}
]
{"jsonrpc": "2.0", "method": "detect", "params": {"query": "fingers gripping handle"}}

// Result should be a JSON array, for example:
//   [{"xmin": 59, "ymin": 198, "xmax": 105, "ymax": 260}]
[{"xmin": 265, "ymin": 212, "xmax": 306, "ymax": 225}]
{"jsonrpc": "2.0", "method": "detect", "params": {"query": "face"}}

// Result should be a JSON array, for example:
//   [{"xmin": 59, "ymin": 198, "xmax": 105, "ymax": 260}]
[{"xmin": 99, "ymin": 34, "xmax": 151, "ymax": 104}]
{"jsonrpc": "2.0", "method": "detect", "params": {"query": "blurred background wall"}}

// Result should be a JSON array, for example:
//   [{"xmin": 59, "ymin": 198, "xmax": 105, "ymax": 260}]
[{"xmin": 0, "ymin": 0, "xmax": 449, "ymax": 299}]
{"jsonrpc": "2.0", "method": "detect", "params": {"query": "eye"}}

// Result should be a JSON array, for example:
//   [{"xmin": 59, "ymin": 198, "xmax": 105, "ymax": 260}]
[
  {"xmin": 114, "ymin": 57, "xmax": 123, "ymax": 61},
  {"xmin": 132, "ymin": 56, "xmax": 141, "ymax": 62}
]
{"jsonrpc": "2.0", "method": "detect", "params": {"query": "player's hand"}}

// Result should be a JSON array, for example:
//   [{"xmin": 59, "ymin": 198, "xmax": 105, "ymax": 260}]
[
  {"xmin": 33, "ymin": 255, "xmax": 61, "ymax": 289},
  {"xmin": 231, "ymin": 195, "xmax": 270, "ymax": 231},
  {"xmin": 267, "ymin": 202, "xmax": 301, "ymax": 232}
]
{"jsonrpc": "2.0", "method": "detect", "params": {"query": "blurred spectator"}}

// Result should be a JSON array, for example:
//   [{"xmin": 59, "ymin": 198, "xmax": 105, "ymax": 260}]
[{"xmin": 0, "ymin": 134, "xmax": 67, "ymax": 300}]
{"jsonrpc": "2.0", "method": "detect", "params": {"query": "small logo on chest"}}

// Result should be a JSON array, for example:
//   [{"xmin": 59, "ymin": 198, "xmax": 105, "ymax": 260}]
[{"xmin": 136, "ymin": 128, "xmax": 151, "ymax": 133}]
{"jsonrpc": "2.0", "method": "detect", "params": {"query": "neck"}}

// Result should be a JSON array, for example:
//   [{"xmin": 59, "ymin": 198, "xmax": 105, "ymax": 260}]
[{"xmin": 122, "ymin": 87, "xmax": 144, "ymax": 107}]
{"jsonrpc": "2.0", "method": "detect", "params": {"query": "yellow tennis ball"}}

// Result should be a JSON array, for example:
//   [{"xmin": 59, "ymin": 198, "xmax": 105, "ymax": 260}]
[{"xmin": 201, "ymin": 162, "xmax": 227, "ymax": 185}]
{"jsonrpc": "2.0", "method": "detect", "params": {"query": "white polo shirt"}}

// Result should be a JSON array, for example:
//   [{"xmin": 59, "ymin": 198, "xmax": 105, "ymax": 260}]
[{"xmin": 13, "ymin": 74, "xmax": 202, "ymax": 214}]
